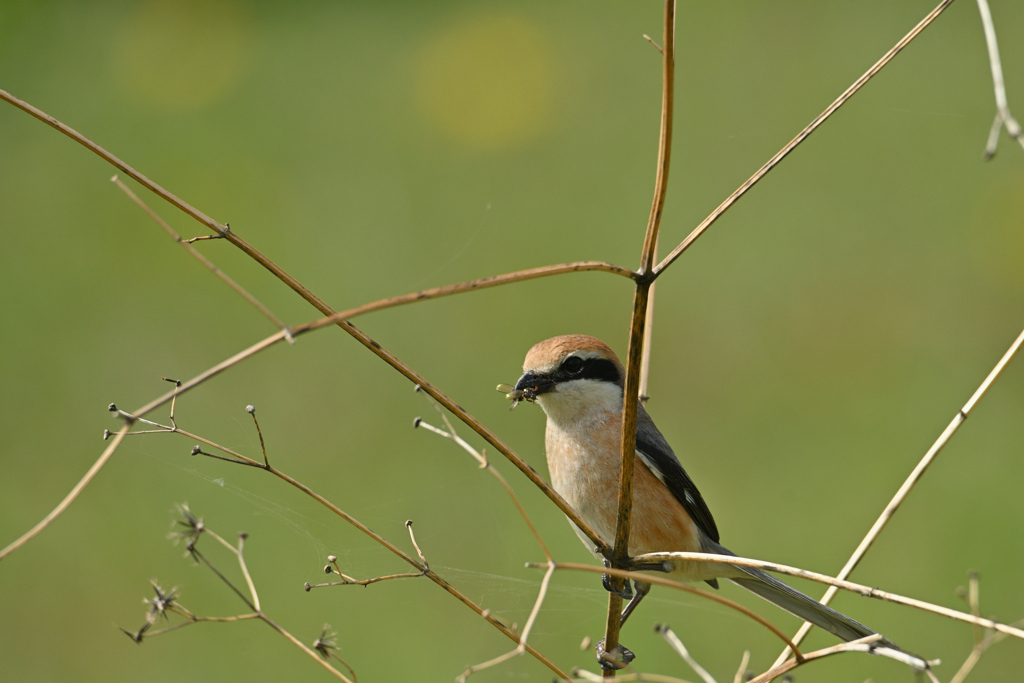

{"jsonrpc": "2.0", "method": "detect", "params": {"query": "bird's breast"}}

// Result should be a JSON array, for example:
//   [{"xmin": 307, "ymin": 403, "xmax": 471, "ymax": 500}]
[{"xmin": 544, "ymin": 412, "xmax": 706, "ymax": 569}]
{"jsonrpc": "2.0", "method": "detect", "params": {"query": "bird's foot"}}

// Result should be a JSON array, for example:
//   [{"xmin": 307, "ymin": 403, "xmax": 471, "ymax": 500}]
[
  {"xmin": 596, "ymin": 638, "xmax": 635, "ymax": 671},
  {"xmin": 601, "ymin": 572, "xmax": 633, "ymax": 599},
  {"xmin": 601, "ymin": 559, "xmax": 634, "ymax": 599}
]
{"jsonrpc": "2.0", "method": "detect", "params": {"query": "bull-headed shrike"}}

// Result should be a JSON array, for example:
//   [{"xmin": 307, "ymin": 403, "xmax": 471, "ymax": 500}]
[{"xmin": 510, "ymin": 334, "xmax": 899, "ymax": 665}]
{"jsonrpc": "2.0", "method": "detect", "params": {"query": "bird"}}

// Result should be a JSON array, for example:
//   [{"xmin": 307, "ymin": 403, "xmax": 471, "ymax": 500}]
[{"xmin": 510, "ymin": 334, "xmax": 899, "ymax": 667}]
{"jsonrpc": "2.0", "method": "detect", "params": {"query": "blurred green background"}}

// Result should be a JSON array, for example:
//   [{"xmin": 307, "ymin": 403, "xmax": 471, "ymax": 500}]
[{"xmin": 2, "ymin": 1, "xmax": 1023, "ymax": 681}]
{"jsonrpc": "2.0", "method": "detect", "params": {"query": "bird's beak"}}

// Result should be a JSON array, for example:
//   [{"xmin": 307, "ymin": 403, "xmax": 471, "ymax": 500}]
[{"xmin": 514, "ymin": 371, "xmax": 556, "ymax": 401}]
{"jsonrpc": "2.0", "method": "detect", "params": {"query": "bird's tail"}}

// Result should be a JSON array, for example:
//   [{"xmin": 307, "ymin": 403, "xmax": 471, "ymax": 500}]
[{"xmin": 728, "ymin": 565, "xmax": 896, "ymax": 647}]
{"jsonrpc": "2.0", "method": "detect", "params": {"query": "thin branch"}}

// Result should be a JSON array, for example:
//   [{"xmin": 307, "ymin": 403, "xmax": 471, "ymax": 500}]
[
  {"xmin": 975, "ymin": 0, "xmax": 1023, "ymax": 158},
  {"xmin": 745, "ymin": 635, "xmax": 924, "ymax": 683},
  {"xmin": 654, "ymin": 625, "xmax": 716, "ymax": 683},
  {"xmin": 235, "ymin": 533, "xmax": 260, "ymax": 612},
  {"xmin": 949, "ymin": 573, "xmax": 1024, "ymax": 683},
  {"xmin": 774, "ymin": 323, "xmax": 1024, "ymax": 664},
  {"xmin": 0, "ymin": 422, "xmax": 130, "ymax": 560},
  {"xmin": 527, "ymin": 562, "xmax": 803, "ymax": 658},
  {"xmin": 308, "ymin": 550, "xmax": 427, "ymax": 589},
  {"xmin": 630, "ymin": 550, "xmax": 1024, "ymax": 642},
  {"xmin": 654, "ymin": 0, "xmax": 956, "ymax": 276},
  {"xmin": 111, "ymin": 175, "xmax": 292, "ymax": 340},
  {"xmin": 144, "ymin": 611, "xmax": 261, "ymax": 637},
  {"xmin": 732, "ymin": 651, "xmax": 750, "ymax": 683},
  {"xmin": 257, "ymin": 612, "xmax": 355, "ymax": 683},
  {"xmin": 335, "ymin": 261, "xmax": 637, "ymax": 319}
]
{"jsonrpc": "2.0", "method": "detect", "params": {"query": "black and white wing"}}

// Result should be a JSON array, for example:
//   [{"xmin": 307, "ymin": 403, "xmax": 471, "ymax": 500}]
[{"xmin": 635, "ymin": 405, "xmax": 720, "ymax": 543}]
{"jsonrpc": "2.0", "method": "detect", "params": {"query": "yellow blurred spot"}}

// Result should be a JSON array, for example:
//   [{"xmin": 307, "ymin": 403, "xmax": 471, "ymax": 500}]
[
  {"xmin": 415, "ymin": 13, "xmax": 556, "ymax": 151},
  {"xmin": 113, "ymin": 0, "xmax": 251, "ymax": 110}
]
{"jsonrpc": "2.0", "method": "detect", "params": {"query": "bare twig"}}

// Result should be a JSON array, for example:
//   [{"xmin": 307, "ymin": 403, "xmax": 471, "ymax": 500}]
[
  {"xmin": 654, "ymin": 625, "xmax": 717, "ymax": 683},
  {"xmin": 746, "ymin": 635, "xmax": 922, "ymax": 683},
  {"xmin": 949, "ymin": 573, "xmax": 1024, "ymax": 683},
  {"xmin": 654, "ymin": 0, "xmax": 956, "ymax": 276},
  {"xmin": 0, "ymin": 422, "xmax": 130, "ymax": 560},
  {"xmin": 732, "ymin": 650, "xmax": 750, "ymax": 683},
  {"xmin": 975, "ymin": 0, "xmax": 1023, "ymax": 158},
  {"xmin": 773, "ymin": 323, "xmax": 1024, "ymax": 664},
  {"xmin": 111, "ymin": 175, "xmax": 292, "ymax": 340},
  {"xmin": 308, "ymin": 543, "xmax": 428, "ymax": 590}
]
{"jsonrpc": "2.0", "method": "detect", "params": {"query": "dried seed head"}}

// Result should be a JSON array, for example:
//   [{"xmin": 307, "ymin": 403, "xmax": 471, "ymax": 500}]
[{"xmin": 246, "ymin": 405, "xmax": 255, "ymax": 414}]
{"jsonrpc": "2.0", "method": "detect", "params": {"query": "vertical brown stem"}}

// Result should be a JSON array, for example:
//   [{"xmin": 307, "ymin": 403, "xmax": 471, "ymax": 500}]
[{"xmin": 604, "ymin": 0, "xmax": 676, "ymax": 675}]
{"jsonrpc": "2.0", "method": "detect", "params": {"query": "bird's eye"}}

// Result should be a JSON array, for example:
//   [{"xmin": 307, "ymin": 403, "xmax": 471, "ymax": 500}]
[{"xmin": 562, "ymin": 356, "xmax": 584, "ymax": 375}]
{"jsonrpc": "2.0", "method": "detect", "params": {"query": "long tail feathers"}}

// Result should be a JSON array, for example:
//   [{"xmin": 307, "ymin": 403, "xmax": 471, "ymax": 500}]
[{"xmin": 728, "ymin": 565, "xmax": 898, "ymax": 648}]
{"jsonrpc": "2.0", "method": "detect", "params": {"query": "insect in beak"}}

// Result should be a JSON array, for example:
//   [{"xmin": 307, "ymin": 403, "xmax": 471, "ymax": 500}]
[{"xmin": 496, "ymin": 383, "xmax": 526, "ymax": 410}]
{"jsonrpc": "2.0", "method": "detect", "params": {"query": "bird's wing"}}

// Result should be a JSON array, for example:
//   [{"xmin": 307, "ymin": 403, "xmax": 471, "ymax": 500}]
[{"xmin": 635, "ymin": 405, "xmax": 720, "ymax": 543}]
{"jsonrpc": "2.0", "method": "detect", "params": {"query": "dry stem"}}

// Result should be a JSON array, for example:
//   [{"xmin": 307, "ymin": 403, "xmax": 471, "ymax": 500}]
[
  {"xmin": 605, "ymin": 2, "xmax": 677, "ymax": 672},
  {"xmin": 654, "ymin": 625, "xmax": 716, "ymax": 683},
  {"xmin": 773, "ymin": 323, "xmax": 1024, "ymax": 664}
]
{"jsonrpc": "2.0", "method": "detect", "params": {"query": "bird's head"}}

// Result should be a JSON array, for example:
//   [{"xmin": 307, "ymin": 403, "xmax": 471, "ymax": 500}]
[{"xmin": 513, "ymin": 335, "xmax": 625, "ymax": 423}]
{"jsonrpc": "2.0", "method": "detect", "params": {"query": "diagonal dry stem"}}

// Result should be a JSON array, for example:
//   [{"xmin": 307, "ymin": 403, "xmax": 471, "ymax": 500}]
[
  {"xmin": 772, "ymin": 323, "xmax": 1024, "ymax": 665},
  {"xmin": 653, "ymin": 0, "xmax": 956, "ymax": 277},
  {"xmin": 746, "ymin": 635, "xmax": 929, "ymax": 683},
  {"xmin": 0, "ymin": 422, "xmax": 130, "ymax": 560},
  {"xmin": 654, "ymin": 625, "xmax": 716, "ymax": 683}
]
